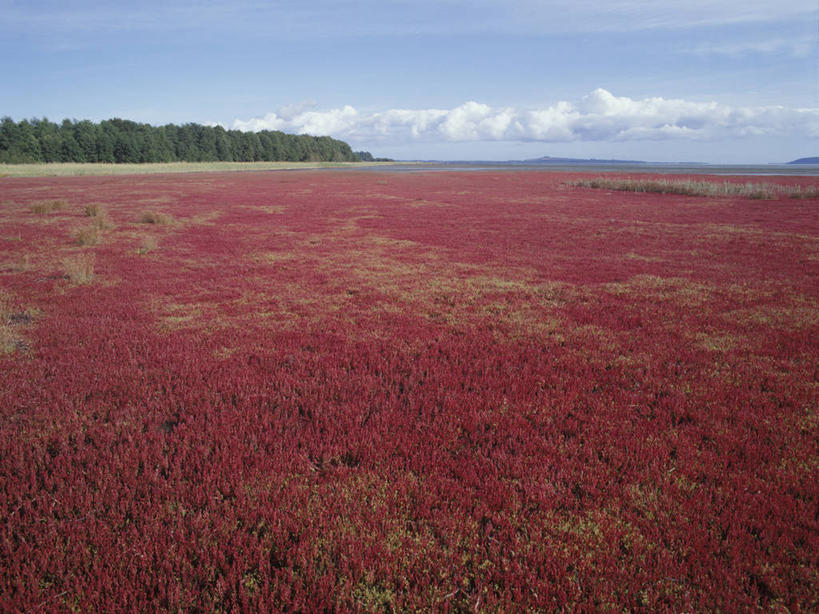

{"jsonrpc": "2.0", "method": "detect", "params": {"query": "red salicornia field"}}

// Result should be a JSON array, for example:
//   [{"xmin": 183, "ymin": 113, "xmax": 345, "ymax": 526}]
[{"xmin": 1, "ymin": 169, "xmax": 817, "ymax": 612}]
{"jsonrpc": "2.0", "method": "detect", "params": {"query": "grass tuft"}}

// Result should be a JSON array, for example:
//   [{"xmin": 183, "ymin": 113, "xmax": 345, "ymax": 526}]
[
  {"xmin": 83, "ymin": 203, "xmax": 104, "ymax": 217},
  {"xmin": 0, "ymin": 294, "xmax": 14, "ymax": 354},
  {"xmin": 92, "ymin": 213, "xmax": 114, "ymax": 230},
  {"xmin": 84, "ymin": 204, "xmax": 115, "ymax": 228},
  {"xmin": 0, "ymin": 324, "xmax": 17, "ymax": 354},
  {"xmin": 0, "ymin": 254, "xmax": 32, "ymax": 273},
  {"xmin": 138, "ymin": 236, "xmax": 159, "ymax": 254},
  {"xmin": 62, "ymin": 252, "xmax": 95, "ymax": 284},
  {"xmin": 74, "ymin": 226, "xmax": 101, "ymax": 246},
  {"xmin": 0, "ymin": 292, "xmax": 35, "ymax": 354},
  {"xmin": 31, "ymin": 199, "xmax": 68, "ymax": 214},
  {"xmin": 139, "ymin": 211, "xmax": 174, "ymax": 225}
]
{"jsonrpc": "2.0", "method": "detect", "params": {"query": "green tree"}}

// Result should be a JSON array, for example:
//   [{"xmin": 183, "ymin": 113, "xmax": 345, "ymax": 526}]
[
  {"xmin": 0, "ymin": 117, "xmax": 360, "ymax": 164},
  {"xmin": 33, "ymin": 118, "xmax": 62, "ymax": 162},
  {"xmin": 60, "ymin": 119, "xmax": 83, "ymax": 162},
  {"xmin": 74, "ymin": 120, "xmax": 99, "ymax": 162}
]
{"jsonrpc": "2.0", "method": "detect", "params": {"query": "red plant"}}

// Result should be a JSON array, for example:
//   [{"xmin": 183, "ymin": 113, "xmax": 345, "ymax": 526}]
[{"xmin": 0, "ymin": 170, "xmax": 817, "ymax": 611}]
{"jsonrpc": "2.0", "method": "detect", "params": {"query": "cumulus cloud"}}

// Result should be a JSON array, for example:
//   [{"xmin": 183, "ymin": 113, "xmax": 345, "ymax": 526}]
[{"xmin": 233, "ymin": 89, "xmax": 819, "ymax": 145}]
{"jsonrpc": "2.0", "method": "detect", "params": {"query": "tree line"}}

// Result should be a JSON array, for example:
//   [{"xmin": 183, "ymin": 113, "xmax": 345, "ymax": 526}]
[{"xmin": 0, "ymin": 117, "xmax": 371, "ymax": 164}]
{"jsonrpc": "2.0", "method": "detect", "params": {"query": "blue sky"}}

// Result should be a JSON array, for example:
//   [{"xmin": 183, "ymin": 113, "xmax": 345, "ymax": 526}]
[{"xmin": 1, "ymin": 0, "xmax": 817, "ymax": 162}]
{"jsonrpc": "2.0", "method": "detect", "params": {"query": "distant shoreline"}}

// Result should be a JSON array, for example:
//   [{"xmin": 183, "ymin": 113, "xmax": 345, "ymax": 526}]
[
  {"xmin": 2, "ymin": 160, "xmax": 818, "ymax": 178},
  {"xmin": 357, "ymin": 161, "xmax": 819, "ymax": 177}
]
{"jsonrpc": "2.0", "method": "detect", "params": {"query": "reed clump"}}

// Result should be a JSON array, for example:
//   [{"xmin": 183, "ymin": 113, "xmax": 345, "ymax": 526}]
[
  {"xmin": 31, "ymin": 199, "xmax": 68, "ymax": 214},
  {"xmin": 62, "ymin": 252, "xmax": 96, "ymax": 284},
  {"xmin": 138, "ymin": 235, "xmax": 159, "ymax": 254},
  {"xmin": 0, "ymin": 293, "xmax": 15, "ymax": 354},
  {"xmin": 85, "ymin": 203, "xmax": 115, "ymax": 228},
  {"xmin": 74, "ymin": 226, "xmax": 101, "ymax": 246},
  {"xmin": 139, "ymin": 211, "xmax": 174, "ymax": 225},
  {"xmin": 571, "ymin": 178, "xmax": 817, "ymax": 199}
]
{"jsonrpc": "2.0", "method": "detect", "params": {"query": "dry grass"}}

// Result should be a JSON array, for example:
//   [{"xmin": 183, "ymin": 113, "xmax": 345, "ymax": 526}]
[
  {"xmin": 0, "ymin": 293, "xmax": 14, "ymax": 354},
  {"xmin": 0, "ymin": 254, "xmax": 32, "ymax": 273},
  {"xmin": 91, "ymin": 212, "xmax": 114, "ymax": 230},
  {"xmin": 0, "ymin": 293, "xmax": 11, "ymax": 319},
  {"xmin": 571, "ymin": 177, "xmax": 817, "ymax": 199},
  {"xmin": 73, "ymin": 226, "xmax": 102, "ymax": 246},
  {"xmin": 84, "ymin": 203, "xmax": 106, "ymax": 217},
  {"xmin": 0, "ymin": 325, "xmax": 16, "ymax": 354},
  {"xmin": 74, "ymin": 204, "xmax": 113, "ymax": 245},
  {"xmin": 62, "ymin": 252, "xmax": 95, "ymax": 284},
  {"xmin": 139, "ymin": 211, "xmax": 174, "ymax": 225},
  {"xmin": 0, "ymin": 291, "xmax": 36, "ymax": 354},
  {"xmin": 31, "ymin": 199, "xmax": 68, "ymax": 214},
  {"xmin": 787, "ymin": 186, "xmax": 819, "ymax": 199},
  {"xmin": 0, "ymin": 161, "xmax": 397, "ymax": 178},
  {"xmin": 138, "ymin": 235, "xmax": 159, "ymax": 254}
]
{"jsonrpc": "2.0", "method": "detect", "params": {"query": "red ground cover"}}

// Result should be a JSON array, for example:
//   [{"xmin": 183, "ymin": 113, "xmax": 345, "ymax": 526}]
[{"xmin": 1, "ymin": 170, "xmax": 817, "ymax": 611}]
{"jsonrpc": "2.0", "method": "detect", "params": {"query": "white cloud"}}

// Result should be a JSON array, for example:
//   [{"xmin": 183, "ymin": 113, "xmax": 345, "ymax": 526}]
[
  {"xmin": 578, "ymin": 0, "xmax": 815, "ymax": 29},
  {"xmin": 438, "ymin": 102, "xmax": 518, "ymax": 140},
  {"xmin": 233, "ymin": 89, "xmax": 819, "ymax": 146},
  {"xmin": 683, "ymin": 36, "xmax": 816, "ymax": 58},
  {"xmin": 277, "ymin": 100, "xmax": 319, "ymax": 121}
]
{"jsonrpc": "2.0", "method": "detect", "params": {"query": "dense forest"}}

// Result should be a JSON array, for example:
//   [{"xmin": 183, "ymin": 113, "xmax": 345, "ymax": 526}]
[{"xmin": 0, "ymin": 117, "xmax": 368, "ymax": 164}]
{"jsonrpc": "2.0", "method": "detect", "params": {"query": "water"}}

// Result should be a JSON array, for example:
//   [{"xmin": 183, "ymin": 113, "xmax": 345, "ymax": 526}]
[{"xmin": 354, "ymin": 161, "xmax": 819, "ymax": 177}]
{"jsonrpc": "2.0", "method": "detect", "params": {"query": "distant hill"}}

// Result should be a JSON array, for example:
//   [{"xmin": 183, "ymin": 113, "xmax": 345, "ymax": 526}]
[
  {"xmin": 787, "ymin": 157, "xmax": 819, "ymax": 165},
  {"xmin": 524, "ymin": 155, "xmax": 647, "ymax": 165}
]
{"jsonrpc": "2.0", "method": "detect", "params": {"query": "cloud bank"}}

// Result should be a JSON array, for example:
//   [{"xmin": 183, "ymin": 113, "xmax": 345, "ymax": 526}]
[{"xmin": 233, "ymin": 89, "xmax": 819, "ymax": 145}]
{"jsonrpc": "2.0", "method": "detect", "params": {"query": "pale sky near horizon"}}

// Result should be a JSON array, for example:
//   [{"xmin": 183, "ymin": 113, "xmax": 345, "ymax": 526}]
[{"xmin": 1, "ymin": 0, "xmax": 817, "ymax": 163}]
